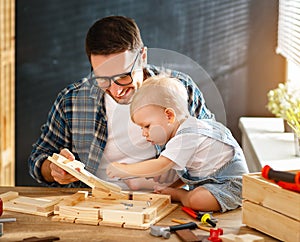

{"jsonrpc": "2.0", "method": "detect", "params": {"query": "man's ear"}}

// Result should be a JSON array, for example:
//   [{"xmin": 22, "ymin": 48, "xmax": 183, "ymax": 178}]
[
  {"xmin": 165, "ymin": 108, "xmax": 176, "ymax": 123},
  {"xmin": 141, "ymin": 46, "xmax": 147, "ymax": 66}
]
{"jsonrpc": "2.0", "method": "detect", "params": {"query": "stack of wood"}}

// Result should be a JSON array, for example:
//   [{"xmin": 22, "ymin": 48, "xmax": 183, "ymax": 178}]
[{"xmin": 242, "ymin": 172, "xmax": 300, "ymax": 242}]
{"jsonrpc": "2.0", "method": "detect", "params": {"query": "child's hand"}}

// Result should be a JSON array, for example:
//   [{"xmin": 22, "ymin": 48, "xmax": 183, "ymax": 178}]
[
  {"xmin": 153, "ymin": 169, "xmax": 178, "ymax": 184},
  {"xmin": 106, "ymin": 162, "xmax": 130, "ymax": 178}
]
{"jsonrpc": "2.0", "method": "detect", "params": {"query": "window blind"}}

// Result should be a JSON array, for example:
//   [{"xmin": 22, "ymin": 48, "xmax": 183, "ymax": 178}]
[{"xmin": 277, "ymin": 0, "xmax": 300, "ymax": 66}]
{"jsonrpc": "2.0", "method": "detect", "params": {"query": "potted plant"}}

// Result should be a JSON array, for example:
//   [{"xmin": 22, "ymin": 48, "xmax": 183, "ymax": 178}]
[{"xmin": 267, "ymin": 80, "xmax": 300, "ymax": 156}]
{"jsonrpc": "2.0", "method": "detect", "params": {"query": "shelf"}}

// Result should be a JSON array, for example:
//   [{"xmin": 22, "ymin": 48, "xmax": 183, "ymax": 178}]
[{"xmin": 239, "ymin": 117, "xmax": 300, "ymax": 172}]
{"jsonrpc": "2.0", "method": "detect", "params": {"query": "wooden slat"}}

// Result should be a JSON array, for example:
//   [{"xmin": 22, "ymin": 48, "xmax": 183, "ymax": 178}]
[
  {"xmin": 243, "ymin": 201, "xmax": 300, "ymax": 242},
  {"xmin": 242, "ymin": 172, "xmax": 300, "ymax": 221},
  {"xmin": 0, "ymin": 191, "xmax": 18, "ymax": 202},
  {"xmin": 48, "ymin": 153, "xmax": 122, "ymax": 194}
]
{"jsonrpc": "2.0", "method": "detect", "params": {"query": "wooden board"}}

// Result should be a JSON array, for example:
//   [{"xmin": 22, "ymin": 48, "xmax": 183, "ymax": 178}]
[
  {"xmin": 48, "ymin": 153, "xmax": 126, "ymax": 200},
  {"xmin": 0, "ymin": 191, "xmax": 62, "ymax": 217},
  {"xmin": 243, "ymin": 172, "xmax": 300, "ymax": 220},
  {"xmin": 220, "ymin": 233, "xmax": 264, "ymax": 242},
  {"xmin": 243, "ymin": 200, "xmax": 300, "ymax": 242},
  {"xmin": 53, "ymin": 191, "xmax": 177, "ymax": 229}
]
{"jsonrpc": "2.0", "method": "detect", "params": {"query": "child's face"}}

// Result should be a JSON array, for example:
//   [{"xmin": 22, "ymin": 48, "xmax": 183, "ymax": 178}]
[{"xmin": 132, "ymin": 105, "xmax": 175, "ymax": 146}]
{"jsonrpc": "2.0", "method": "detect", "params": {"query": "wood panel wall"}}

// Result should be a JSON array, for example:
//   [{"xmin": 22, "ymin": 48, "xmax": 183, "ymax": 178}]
[{"xmin": 0, "ymin": 0, "xmax": 15, "ymax": 186}]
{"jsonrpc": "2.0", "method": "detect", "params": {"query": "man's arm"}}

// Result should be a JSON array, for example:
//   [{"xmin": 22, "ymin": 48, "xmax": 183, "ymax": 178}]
[
  {"xmin": 106, "ymin": 156, "xmax": 174, "ymax": 178},
  {"xmin": 41, "ymin": 159, "xmax": 55, "ymax": 183},
  {"xmin": 28, "ymin": 89, "xmax": 73, "ymax": 185},
  {"xmin": 170, "ymin": 69, "xmax": 215, "ymax": 120}
]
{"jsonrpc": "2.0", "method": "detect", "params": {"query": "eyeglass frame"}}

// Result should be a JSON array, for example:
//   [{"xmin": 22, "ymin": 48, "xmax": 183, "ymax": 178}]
[{"xmin": 88, "ymin": 50, "xmax": 142, "ymax": 89}]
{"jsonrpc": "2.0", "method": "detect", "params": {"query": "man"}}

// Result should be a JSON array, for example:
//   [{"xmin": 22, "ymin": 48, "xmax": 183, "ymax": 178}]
[{"xmin": 28, "ymin": 16, "xmax": 214, "ymax": 189}]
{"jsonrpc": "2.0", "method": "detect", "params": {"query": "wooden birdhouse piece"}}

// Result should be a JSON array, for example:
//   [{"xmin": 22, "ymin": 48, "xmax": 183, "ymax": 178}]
[{"xmin": 48, "ymin": 153, "xmax": 177, "ymax": 229}]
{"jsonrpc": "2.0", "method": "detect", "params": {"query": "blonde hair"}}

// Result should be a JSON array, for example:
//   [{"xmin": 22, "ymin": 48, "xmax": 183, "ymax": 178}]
[{"xmin": 130, "ymin": 75, "xmax": 190, "ymax": 122}]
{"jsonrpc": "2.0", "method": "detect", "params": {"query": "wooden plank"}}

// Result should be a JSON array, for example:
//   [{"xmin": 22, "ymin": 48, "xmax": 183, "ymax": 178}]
[
  {"xmin": 4, "ymin": 200, "xmax": 53, "ymax": 217},
  {"xmin": 102, "ymin": 209, "xmax": 144, "ymax": 225},
  {"xmin": 220, "ymin": 233, "xmax": 265, "ymax": 242},
  {"xmin": 132, "ymin": 191, "xmax": 171, "ymax": 202},
  {"xmin": 235, "ymin": 234, "xmax": 265, "ymax": 242},
  {"xmin": 145, "ymin": 197, "xmax": 170, "ymax": 215},
  {"xmin": 242, "ymin": 200, "xmax": 300, "ymax": 242},
  {"xmin": 0, "ymin": 192, "xmax": 61, "ymax": 217},
  {"xmin": 59, "ymin": 205, "xmax": 100, "ymax": 220},
  {"xmin": 48, "ymin": 153, "xmax": 122, "ymax": 194},
  {"xmin": 99, "ymin": 220, "xmax": 125, "ymax": 228},
  {"xmin": 0, "ymin": 0, "xmax": 15, "ymax": 187},
  {"xmin": 150, "ymin": 203, "xmax": 178, "ymax": 224},
  {"xmin": 74, "ymin": 218, "xmax": 100, "ymax": 225},
  {"xmin": 92, "ymin": 186, "xmax": 128, "ymax": 200},
  {"xmin": 52, "ymin": 215, "xmax": 76, "ymax": 224},
  {"xmin": 37, "ymin": 198, "xmax": 63, "ymax": 212},
  {"xmin": 0, "ymin": 191, "xmax": 18, "ymax": 202},
  {"xmin": 143, "ymin": 207, "xmax": 157, "ymax": 223},
  {"xmin": 55, "ymin": 191, "xmax": 87, "ymax": 208},
  {"xmin": 242, "ymin": 172, "xmax": 300, "ymax": 220}
]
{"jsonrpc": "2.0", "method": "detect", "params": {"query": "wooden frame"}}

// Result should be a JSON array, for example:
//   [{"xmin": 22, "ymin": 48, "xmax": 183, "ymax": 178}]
[
  {"xmin": 242, "ymin": 172, "xmax": 300, "ymax": 242},
  {"xmin": 53, "ymin": 191, "xmax": 177, "ymax": 229},
  {"xmin": 0, "ymin": 191, "xmax": 62, "ymax": 217},
  {"xmin": 23, "ymin": 153, "xmax": 177, "ymax": 229}
]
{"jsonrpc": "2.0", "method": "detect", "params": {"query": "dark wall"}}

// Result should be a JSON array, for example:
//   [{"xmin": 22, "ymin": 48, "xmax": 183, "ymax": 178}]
[{"xmin": 16, "ymin": 0, "xmax": 284, "ymax": 186}]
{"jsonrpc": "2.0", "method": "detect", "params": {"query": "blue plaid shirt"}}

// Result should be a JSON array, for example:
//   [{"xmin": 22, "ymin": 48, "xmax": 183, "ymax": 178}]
[{"xmin": 28, "ymin": 65, "xmax": 214, "ymax": 187}]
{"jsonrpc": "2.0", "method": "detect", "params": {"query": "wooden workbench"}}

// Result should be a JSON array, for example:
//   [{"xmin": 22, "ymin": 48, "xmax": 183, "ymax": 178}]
[{"xmin": 0, "ymin": 186, "xmax": 278, "ymax": 241}]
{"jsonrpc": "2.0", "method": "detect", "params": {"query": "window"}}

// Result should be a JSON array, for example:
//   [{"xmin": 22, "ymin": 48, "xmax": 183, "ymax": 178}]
[{"xmin": 277, "ymin": 0, "xmax": 300, "ymax": 70}]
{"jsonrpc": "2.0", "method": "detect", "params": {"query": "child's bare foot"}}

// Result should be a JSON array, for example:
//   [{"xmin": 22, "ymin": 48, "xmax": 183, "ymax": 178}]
[
  {"xmin": 154, "ymin": 186, "xmax": 187, "ymax": 202},
  {"xmin": 155, "ymin": 185, "xmax": 221, "ymax": 211}
]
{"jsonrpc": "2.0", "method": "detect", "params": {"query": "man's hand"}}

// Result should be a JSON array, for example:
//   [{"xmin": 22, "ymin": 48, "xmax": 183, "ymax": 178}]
[
  {"xmin": 42, "ymin": 148, "xmax": 79, "ymax": 184},
  {"xmin": 49, "ymin": 163, "xmax": 79, "ymax": 184}
]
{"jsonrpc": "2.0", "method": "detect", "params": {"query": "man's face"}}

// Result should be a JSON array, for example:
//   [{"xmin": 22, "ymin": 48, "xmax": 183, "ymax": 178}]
[{"xmin": 90, "ymin": 50, "xmax": 144, "ymax": 104}]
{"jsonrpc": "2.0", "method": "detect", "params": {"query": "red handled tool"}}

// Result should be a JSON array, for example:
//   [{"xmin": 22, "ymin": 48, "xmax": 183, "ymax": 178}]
[
  {"xmin": 261, "ymin": 165, "xmax": 300, "ymax": 193},
  {"xmin": 0, "ymin": 198, "xmax": 2, "ymax": 216},
  {"xmin": 181, "ymin": 206, "xmax": 216, "ymax": 227}
]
